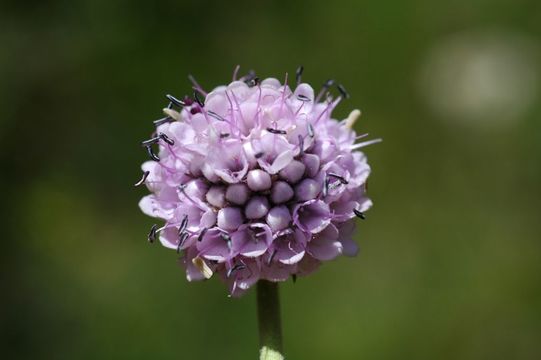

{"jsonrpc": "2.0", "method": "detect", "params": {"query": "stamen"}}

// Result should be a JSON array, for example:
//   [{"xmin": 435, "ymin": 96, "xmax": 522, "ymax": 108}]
[
  {"xmin": 145, "ymin": 145, "xmax": 160, "ymax": 161},
  {"xmin": 298, "ymin": 135, "xmax": 304, "ymax": 156},
  {"xmin": 141, "ymin": 137, "xmax": 160, "ymax": 146},
  {"xmin": 134, "ymin": 171, "xmax": 150, "ymax": 187},
  {"xmin": 163, "ymin": 108, "xmax": 180, "ymax": 121},
  {"xmin": 307, "ymin": 123, "xmax": 314, "ymax": 138},
  {"xmin": 296, "ymin": 94, "xmax": 311, "ymax": 102},
  {"xmin": 207, "ymin": 110, "xmax": 226, "ymax": 122},
  {"xmin": 166, "ymin": 94, "xmax": 185, "ymax": 107},
  {"xmin": 337, "ymin": 84, "xmax": 350, "ymax": 99},
  {"xmin": 147, "ymin": 224, "xmax": 158, "ymax": 243},
  {"xmin": 267, "ymin": 128, "xmax": 287, "ymax": 135},
  {"xmin": 220, "ymin": 133, "xmax": 230, "ymax": 139},
  {"xmin": 295, "ymin": 65, "xmax": 304, "ymax": 85},
  {"xmin": 267, "ymin": 249, "xmax": 277, "ymax": 265},
  {"xmin": 241, "ymin": 70, "xmax": 257, "ymax": 83},
  {"xmin": 188, "ymin": 74, "xmax": 207, "ymax": 96},
  {"xmin": 221, "ymin": 233, "xmax": 232, "ymax": 249},
  {"xmin": 322, "ymin": 174, "xmax": 329, "ymax": 197},
  {"xmin": 247, "ymin": 77, "xmax": 260, "ymax": 87},
  {"xmin": 193, "ymin": 91, "xmax": 204, "ymax": 107},
  {"xmin": 192, "ymin": 257, "xmax": 213, "ymax": 279},
  {"xmin": 328, "ymin": 172, "xmax": 348, "ymax": 184},
  {"xmin": 353, "ymin": 209, "xmax": 366, "ymax": 219},
  {"xmin": 316, "ymin": 79, "xmax": 334, "ymax": 102},
  {"xmin": 177, "ymin": 232, "xmax": 189, "ymax": 253},
  {"xmin": 153, "ymin": 116, "xmax": 173, "ymax": 126},
  {"xmin": 197, "ymin": 227, "xmax": 208, "ymax": 242},
  {"xmin": 178, "ymin": 215, "xmax": 189, "ymax": 234},
  {"xmin": 159, "ymin": 133, "xmax": 175, "ymax": 146},
  {"xmin": 254, "ymin": 152, "xmax": 264, "ymax": 159},
  {"xmin": 350, "ymin": 138, "xmax": 383, "ymax": 150},
  {"xmin": 227, "ymin": 263, "xmax": 247, "ymax": 278},
  {"xmin": 343, "ymin": 109, "xmax": 361, "ymax": 128},
  {"xmin": 232, "ymin": 65, "xmax": 241, "ymax": 81}
]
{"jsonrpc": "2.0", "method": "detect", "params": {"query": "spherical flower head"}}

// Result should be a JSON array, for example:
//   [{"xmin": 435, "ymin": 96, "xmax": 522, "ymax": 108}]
[{"xmin": 138, "ymin": 69, "xmax": 379, "ymax": 297}]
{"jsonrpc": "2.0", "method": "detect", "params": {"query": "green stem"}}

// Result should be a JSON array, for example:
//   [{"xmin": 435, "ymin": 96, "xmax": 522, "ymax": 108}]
[{"xmin": 257, "ymin": 280, "xmax": 284, "ymax": 360}]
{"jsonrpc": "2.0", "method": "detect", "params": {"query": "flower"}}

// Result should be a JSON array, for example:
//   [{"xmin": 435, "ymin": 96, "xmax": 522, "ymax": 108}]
[{"xmin": 137, "ymin": 68, "xmax": 379, "ymax": 296}]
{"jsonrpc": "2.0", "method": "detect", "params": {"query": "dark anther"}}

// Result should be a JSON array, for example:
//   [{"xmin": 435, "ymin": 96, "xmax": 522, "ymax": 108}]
[
  {"xmin": 166, "ymin": 94, "xmax": 185, "ymax": 107},
  {"xmin": 183, "ymin": 96, "xmax": 194, "ymax": 106},
  {"xmin": 221, "ymin": 233, "xmax": 232, "ymax": 249},
  {"xmin": 221, "ymin": 233, "xmax": 231, "ymax": 242},
  {"xmin": 193, "ymin": 91, "xmax": 204, "ymax": 107},
  {"xmin": 197, "ymin": 228, "xmax": 208, "ymax": 242},
  {"xmin": 153, "ymin": 117, "xmax": 173, "ymax": 127},
  {"xmin": 298, "ymin": 135, "xmax": 304, "ymax": 156},
  {"xmin": 167, "ymin": 102, "xmax": 173, "ymax": 109},
  {"xmin": 292, "ymin": 274, "xmax": 297, "ymax": 283},
  {"xmin": 295, "ymin": 65, "xmax": 304, "ymax": 85},
  {"xmin": 324, "ymin": 177, "xmax": 329, "ymax": 197},
  {"xmin": 227, "ymin": 263, "xmax": 247, "ymax": 278},
  {"xmin": 353, "ymin": 209, "xmax": 366, "ymax": 219},
  {"xmin": 134, "ymin": 171, "xmax": 150, "ymax": 187},
  {"xmin": 178, "ymin": 215, "xmax": 189, "ymax": 234},
  {"xmin": 267, "ymin": 127, "xmax": 287, "ymax": 135},
  {"xmin": 267, "ymin": 249, "xmax": 277, "ymax": 265},
  {"xmin": 207, "ymin": 110, "xmax": 226, "ymax": 122},
  {"xmin": 247, "ymin": 77, "xmax": 260, "ymax": 87},
  {"xmin": 254, "ymin": 152, "xmax": 264, "ymax": 159},
  {"xmin": 242, "ymin": 70, "xmax": 257, "ymax": 83},
  {"xmin": 141, "ymin": 137, "xmax": 160, "ymax": 146},
  {"xmin": 322, "ymin": 174, "xmax": 329, "ymax": 197},
  {"xmin": 147, "ymin": 224, "xmax": 158, "ymax": 243},
  {"xmin": 337, "ymin": 84, "xmax": 350, "ymax": 99},
  {"xmin": 328, "ymin": 172, "xmax": 348, "ymax": 184},
  {"xmin": 323, "ymin": 79, "xmax": 335, "ymax": 89},
  {"xmin": 145, "ymin": 145, "xmax": 160, "ymax": 161},
  {"xmin": 307, "ymin": 123, "xmax": 314, "ymax": 138},
  {"xmin": 220, "ymin": 133, "xmax": 230, "ymax": 139},
  {"xmin": 177, "ymin": 232, "xmax": 189, "ymax": 253},
  {"xmin": 159, "ymin": 133, "xmax": 175, "ymax": 146},
  {"xmin": 297, "ymin": 94, "xmax": 311, "ymax": 102}
]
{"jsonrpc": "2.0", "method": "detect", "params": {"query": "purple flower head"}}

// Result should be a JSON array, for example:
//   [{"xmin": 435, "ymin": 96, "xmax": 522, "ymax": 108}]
[{"xmin": 138, "ymin": 68, "xmax": 380, "ymax": 297}]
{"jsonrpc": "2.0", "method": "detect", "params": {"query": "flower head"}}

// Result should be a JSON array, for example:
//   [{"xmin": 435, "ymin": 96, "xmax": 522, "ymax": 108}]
[{"xmin": 138, "ymin": 68, "xmax": 379, "ymax": 296}]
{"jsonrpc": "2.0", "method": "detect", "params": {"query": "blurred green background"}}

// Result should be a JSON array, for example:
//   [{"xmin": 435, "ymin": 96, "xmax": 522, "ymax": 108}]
[{"xmin": 2, "ymin": 0, "xmax": 540, "ymax": 359}]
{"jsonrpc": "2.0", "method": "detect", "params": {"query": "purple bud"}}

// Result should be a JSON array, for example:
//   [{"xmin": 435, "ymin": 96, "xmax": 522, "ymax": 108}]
[
  {"xmin": 245, "ymin": 196, "xmax": 270, "ymax": 219},
  {"xmin": 270, "ymin": 181, "xmax": 294, "ymax": 204},
  {"xmin": 266, "ymin": 206, "xmax": 292, "ymax": 231},
  {"xmin": 217, "ymin": 207, "xmax": 244, "ymax": 231},
  {"xmin": 225, "ymin": 183, "xmax": 250, "ymax": 205},
  {"xmin": 302, "ymin": 154, "xmax": 320, "ymax": 178},
  {"xmin": 206, "ymin": 185, "xmax": 226, "ymax": 208},
  {"xmin": 247, "ymin": 169, "xmax": 272, "ymax": 191},
  {"xmin": 295, "ymin": 178, "xmax": 322, "ymax": 201},
  {"xmin": 279, "ymin": 160, "xmax": 306, "ymax": 184}
]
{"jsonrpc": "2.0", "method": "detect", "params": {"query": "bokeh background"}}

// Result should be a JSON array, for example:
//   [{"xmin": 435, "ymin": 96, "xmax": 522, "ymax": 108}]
[{"xmin": 2, "ymin": 0, "xmax": 540, "ymax": 359}]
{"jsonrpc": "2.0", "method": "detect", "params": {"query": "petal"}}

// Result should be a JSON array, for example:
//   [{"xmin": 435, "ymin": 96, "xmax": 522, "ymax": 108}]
[
  {"xmin": 337, "ymin": 221, "xmax": 359, "ymax": 257},
  {"xmin": 308, "ymin": 223, "xmax": 343, "ymax": 261},
  {"xmin": 196, "ymin": 229, "xmax": 231, "ymax": 262},
  {"xmin": 231, "ymin": 224, "xmax": 272, "ymax": 258},
  {"xmin": 293, "ymin": 200, "xmax": 331, "ymax": 233},
  {"xmin": 268, "ymin": 150, "xmax": 294, "ymax": 174}
]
